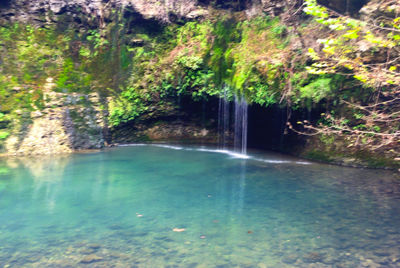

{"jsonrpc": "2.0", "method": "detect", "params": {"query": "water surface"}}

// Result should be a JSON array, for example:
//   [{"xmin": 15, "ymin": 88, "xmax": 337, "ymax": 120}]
[{"xmin": 0, "ymin": 145, "xmax": 399, "ymax": 267}]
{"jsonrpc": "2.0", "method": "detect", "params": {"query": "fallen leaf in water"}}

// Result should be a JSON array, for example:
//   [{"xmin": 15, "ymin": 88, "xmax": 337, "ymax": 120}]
[
  {"xmin": 173, "ymin": 228, "xmax": 186, "ymax": 232},
  {"xmin": 247, "ymin": 230, "xmax": 253, "ymax": 234}
]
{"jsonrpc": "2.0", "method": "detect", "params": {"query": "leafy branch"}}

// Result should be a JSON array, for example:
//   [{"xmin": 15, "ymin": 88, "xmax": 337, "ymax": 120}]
[{"xmin": 294, "ymin": 0, "xmax": 400, "ymax": 156}]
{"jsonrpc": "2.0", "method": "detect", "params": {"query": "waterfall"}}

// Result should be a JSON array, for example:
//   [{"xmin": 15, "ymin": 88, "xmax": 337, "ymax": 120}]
[
  {"xmin": 234, "ymin": 96, "xmax": 248, "ymax": 155},
  {"xmin": 218, "ymin": 97, "xmax": 223, "ymax": 146},
  {"xmin": 217, "ymin": 87, "xmax": 248, "ymax": 155},
  {"xmin": 218, "ymin": 86, "xmax": 230, "ymax": 149}
]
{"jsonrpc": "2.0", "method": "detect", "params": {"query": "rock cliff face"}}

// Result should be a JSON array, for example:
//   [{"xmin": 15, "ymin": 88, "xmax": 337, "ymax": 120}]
[
  {"xmin": 0, "ymin": 0, "xmax": 304, "ymax": 24},
  {"xmin": 111, "ymin": 120, "xmax": 217, "ymax": 144},
  {"xmin": 1, "ymin": 0, "xmax": 379, "ymax": 26},
  {"xmin": 360, "ymin": 0, "xmax": 400, "ymax": 20},
  {"xmin": 5, "ymin": 87, "xmax": 106, "ymax": 155},
  {"xmin": 0, "ymin": 0, "xmax": 207, "ymax": 23}
]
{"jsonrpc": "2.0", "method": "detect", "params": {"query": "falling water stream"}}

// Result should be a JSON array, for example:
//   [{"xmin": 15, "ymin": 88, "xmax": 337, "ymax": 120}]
[
  {"xmin": 234, "ymin": 96, "xmax": 248, "ymax": 155},
  {"xmin": 217, "ymin": 86, "xmax": 230, "ymax": 150},
  {"xmin": 217, "ymin": 87, "xmax": 248, "ymax": 155}
]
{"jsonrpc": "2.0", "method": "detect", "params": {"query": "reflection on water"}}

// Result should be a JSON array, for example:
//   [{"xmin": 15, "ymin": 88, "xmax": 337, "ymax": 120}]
[
  {"xmin": 0, "ymin": 146, "xmax": 399, "ymax": 267},
  {"xmin": 2, "ymin": 156, "xmax": 71, "ymax": 213}
]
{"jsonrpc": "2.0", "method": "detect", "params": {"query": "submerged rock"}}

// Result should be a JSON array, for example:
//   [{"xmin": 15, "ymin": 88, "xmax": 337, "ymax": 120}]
[
  {"xmin": 172, "ymin": 228, "xmax": 186, "ymax": 232},
  {"xmin": 87, "ymin": 244, "xmax": 101, "ymax": 250},
  {"xmin": 79, "ymin": 254, "xmax": 103, "ymax": 264},
  {"xmin": 303, "ymin": 252, "xmax": 325, "ymax": 263},
  {"xmin": 80, "ymin": 248, "xmax": 96, "ymax": 255},
  {"xmin": 281, "ymin": 254, "xmax": 298, "ymax": 264},
  {"xmin": 322, "ymin": 255, "xmax": 337, "ymax": 265},
  {"xmin": 373, "ymin": 249, "xmax": 391, "ymax": 257}
]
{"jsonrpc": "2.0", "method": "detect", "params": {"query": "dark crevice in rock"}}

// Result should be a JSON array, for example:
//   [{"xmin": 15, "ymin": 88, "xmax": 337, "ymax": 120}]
[
  {"xmin": 197, "ymin": 0, "xmax": 252, "ymax": 11},
  {"xmin": 111, "ymin": 97, "xmax": 220, "ymax": 144},
  {"xmin": 247, "ymin": 104, "xmax": 322, "ymax": 153},
  {"xmin": 0, "ymin": 0, "xmax": 11, "ymax": 9},
  {"xmin": 317, "ymin": 0, "xmax": 371, "ymax": 16},
  {"xmin": 124, "ymin": 8, "xmax": 164, "ymax": 35}
]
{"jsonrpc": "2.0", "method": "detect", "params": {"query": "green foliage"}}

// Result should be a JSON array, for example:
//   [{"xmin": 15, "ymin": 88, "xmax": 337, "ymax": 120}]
[
  {"xmin": 79, "ymin": 47, "xmax": 91, "ymax": 58},
  {"xmin": 302, "ymin": 0, "xmax": 400, "ymax": 153},
  {"xmin": 0, "ymin": 130, "xmax": 10, "ymax": 140},
  {"xmin": 298, "ymin": 77, "xmax": 332, "ymax": 102},
  {"xmin": 1, "ymin": 24, "xmax": 62, "ymax": 81},
  {"xmin": 0, "ymin": 24, "xmax": 65, "ymax": 116},
  {"xmin": 165, "ymin": 16, "xmax": 290, "ymax": 105},
  {"xmin": 248, "ymin": 82, "xmax": 278, "ymax": 106},
  {"xmin": 303, "ymin": 0, "xmax": 400, "ymax": 87},
  {"xmin": 175, "ymin": 21, "xmax": 213, "ymax": 50},
  {"xmin": 180, "ymin": 69, "xmax": 218, "ymax": 100},
  {"xmin": 1, "ymin": 10, "xmax": 376, "ymax": 132},
  {"xmin": 56, "ymin": 58, "xmax": 92, "ymax": 93},
  {"xmin": 86, "ymin": 30, "xmax": 108, "ymax": 49},
  {"xmin": 108, "ymin": 87, "xmax": 150, "ymax": 126},
  {"xmin": 206, "ymin": 18, "xmax": 239, "ymax": 86},
  {"xmin": 80, "ymin": 30, "xmax": 109, "ymax": 58},
  {"xmin": 176, "ymin": 55, "xmax": 203, "ymax": 70},
  {"xmin": 305, "ymin": 150, "xmax": 333, "ymax": 163},
  {"xmin": 224, "ymin": 17, "xmax": 289, "ymax": 98},
  {"xmin": 319, "ymin": 134, "xmax": 335, "ymax": 145}
]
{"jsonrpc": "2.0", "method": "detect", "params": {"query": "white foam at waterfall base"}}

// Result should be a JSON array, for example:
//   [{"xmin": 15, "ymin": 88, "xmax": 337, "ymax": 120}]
[
  {"xmin": 117, "ymin": 144, "xmax": 311, "ymax": 165},
  {"xmin": 117, "ymin": 144, "xmax": 184, "ymax": 150},
  {"xmin": 117, "ymin": 143, "xmax": 147, "ymax": 147},
  {"xmin": 196, "ymin": 148, "xmax": 251, "ymax": 159},
  {"xmin": 152, "ymin": 144, "xmax": 185, "ymax": 150}
]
